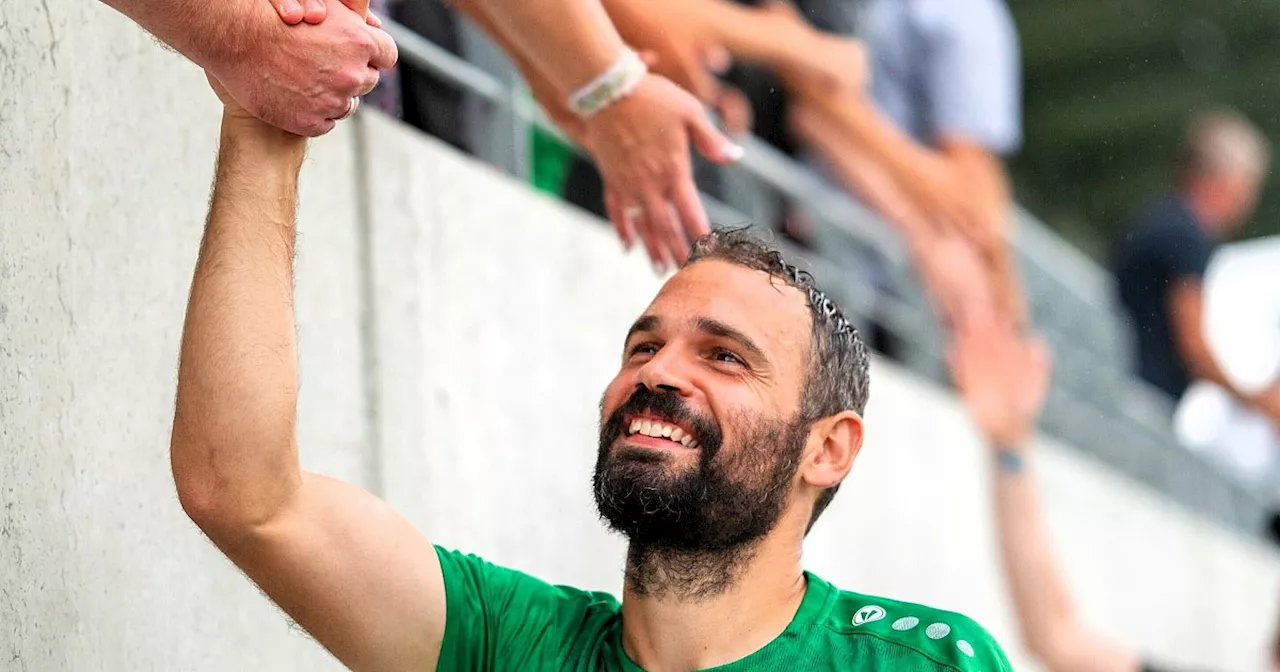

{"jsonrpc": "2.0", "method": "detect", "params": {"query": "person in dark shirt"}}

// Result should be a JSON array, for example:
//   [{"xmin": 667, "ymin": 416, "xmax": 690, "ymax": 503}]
[{"xmin": 1112, "ymin": 110, "xmax": 1273, "ymax": 414}]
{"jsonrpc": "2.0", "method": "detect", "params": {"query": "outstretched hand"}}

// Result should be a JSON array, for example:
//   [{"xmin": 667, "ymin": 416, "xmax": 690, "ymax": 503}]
[
  {"xmin": 585, "ymin": 73, "xmax": 743, "ymax": 273},
  {"xmin": 948, "ymin": 315, "xmax": 1052, "ymax": 449}
]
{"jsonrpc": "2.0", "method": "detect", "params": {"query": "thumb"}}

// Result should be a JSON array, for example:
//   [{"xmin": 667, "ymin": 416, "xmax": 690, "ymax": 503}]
[{"xmin": 686, "ymin": 104, "xmax": 744, "ymax": 165}]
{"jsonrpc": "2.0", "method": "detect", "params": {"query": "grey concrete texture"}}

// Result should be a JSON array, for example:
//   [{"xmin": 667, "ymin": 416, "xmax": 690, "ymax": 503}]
[{"xmin": 1, "ymin": 3, "xmax": 361, "ymax": 669}]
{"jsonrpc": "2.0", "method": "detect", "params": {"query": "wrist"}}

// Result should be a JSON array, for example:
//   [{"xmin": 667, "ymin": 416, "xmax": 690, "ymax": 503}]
[
  {"xmin": 568, "ymin": 49, "xmax": 648, "ymax": 119},
  {"xmin": 219, "ymin": 117, "xmax": 307, "ymax": 164},
  {"xmin": 991, "ymin": 443, "xmax": 1027, "ymax": 475}
]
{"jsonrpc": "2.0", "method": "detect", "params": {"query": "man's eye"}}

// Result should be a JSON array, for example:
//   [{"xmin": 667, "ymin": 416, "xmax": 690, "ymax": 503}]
[
  {"xmin": 712, "ymin": 349, "xmax": 744, "ymax": 366},
  {"xmin": 629, "ymin": 343, "xmax": 659, "ymax": 357}
]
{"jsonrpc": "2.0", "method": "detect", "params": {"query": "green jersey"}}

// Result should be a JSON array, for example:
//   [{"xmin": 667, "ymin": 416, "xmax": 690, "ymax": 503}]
[{"xmin": 435, "ymin": 547, "xmax": 1013, "ymax": 671}]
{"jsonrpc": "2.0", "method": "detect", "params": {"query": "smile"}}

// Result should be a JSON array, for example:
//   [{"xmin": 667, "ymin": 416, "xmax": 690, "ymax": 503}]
[{"xmin": 626, "ymin": 417, "xmax": 699, "ymax": 449}]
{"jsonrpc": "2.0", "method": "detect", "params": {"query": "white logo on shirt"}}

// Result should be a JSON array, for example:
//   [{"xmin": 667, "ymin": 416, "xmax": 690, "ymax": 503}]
[{"xmin": 852, "ymin": 605, "xmax": 887, "ymax": 626}]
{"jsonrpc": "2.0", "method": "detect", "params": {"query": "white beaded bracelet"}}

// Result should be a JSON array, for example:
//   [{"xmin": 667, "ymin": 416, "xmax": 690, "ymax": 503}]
[{"xmin": 568, "ymin": 49, "xmax": 648, "ymax": 119}]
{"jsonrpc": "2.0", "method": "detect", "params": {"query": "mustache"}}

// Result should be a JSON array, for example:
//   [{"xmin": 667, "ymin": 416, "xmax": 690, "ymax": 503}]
[{"xmin": 600, "ymin": 387, "xmax": 722, "ymax": 457}]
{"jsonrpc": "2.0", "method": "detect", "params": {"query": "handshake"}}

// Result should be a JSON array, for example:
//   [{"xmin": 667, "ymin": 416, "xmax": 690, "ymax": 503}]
[{"xmin": 203, "ymin": 0, "xmax": 398, "ymax": 135}]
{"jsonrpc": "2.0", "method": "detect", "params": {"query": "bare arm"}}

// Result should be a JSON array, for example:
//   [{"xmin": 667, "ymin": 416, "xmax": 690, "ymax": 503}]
[
  {"xmin": 172, "ymin": 98, "xmax": 444, "ymax": 671},
  {"xmin": 1169, "ymin": 281, "xmax": 1280, "ymax": 426},
  {"xmin": 451, "ymin": 0, "xmax": 626, "ymax": 95},
  {"xmin": 992, "ymin": 459, "xmax": 1142, "ymax": 672},
  {"xmin": 949, "ymin": 313, "xmax": 1141, "ymax": 672},
  {"xmin": 98, "ymin": 0, "xmax": 258, "ymax": 68},
  {"xmin": 789, "ymin": 100, "xmax": 999, "ymax": 327}
]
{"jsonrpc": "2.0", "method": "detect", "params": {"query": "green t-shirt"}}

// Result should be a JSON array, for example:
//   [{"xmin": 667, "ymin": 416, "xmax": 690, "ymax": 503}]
[{"xmin": 435, "ymin": 547, "xmax": 1013, "ymax": 671}]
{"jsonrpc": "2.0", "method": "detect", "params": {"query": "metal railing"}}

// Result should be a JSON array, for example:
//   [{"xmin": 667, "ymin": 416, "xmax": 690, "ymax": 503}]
[{"xmin": 383, "ymin": 19, "xmax": 1271, "ymax": 537}]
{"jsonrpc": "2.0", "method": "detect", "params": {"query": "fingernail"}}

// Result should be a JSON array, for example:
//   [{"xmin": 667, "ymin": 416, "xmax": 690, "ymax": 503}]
[
  {"xmin": 723, "ymin": 142, "xmax": 745, "ymax": 162},
  {"xmin": 652, "ymin": 260, "xmax": 666, "ymax": 275},
  {"xmin": 283, "ymin": 0, "xmax": 301, "ymax": 15}
]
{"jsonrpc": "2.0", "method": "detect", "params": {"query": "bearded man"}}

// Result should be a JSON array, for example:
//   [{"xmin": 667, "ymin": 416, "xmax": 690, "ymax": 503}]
[{"xmin": 170, "ymin": 74, "xmax": 1013, "ymax": 672}]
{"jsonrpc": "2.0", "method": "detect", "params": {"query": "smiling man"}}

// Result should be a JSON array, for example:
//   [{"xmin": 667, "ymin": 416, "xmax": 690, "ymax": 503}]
[{"xmin": 172, "ymin": 74, "xmax": 1013, "ymax": 672}]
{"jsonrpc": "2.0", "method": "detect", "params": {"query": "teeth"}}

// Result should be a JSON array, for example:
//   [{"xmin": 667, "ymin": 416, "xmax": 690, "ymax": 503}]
[{"xmin": 626, "ymin": 419, "xmax": 696, "ymax": 447}]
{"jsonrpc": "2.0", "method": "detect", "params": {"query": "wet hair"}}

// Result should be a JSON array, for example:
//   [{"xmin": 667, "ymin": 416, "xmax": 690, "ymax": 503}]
[{"xmin": 685, "ymin": 227, "xmax": 870, "ymax": 530}]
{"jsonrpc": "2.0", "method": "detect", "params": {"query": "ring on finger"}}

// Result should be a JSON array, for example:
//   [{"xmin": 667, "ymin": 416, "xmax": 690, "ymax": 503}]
[{"xmin": 623, "ymin": 204, "xmax": 644, "ymax": 221}]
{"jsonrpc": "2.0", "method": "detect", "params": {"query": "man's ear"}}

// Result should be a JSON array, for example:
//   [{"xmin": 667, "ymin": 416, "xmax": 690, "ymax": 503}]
[{"xmin": 802, "ymin": 410, "xmax": 864, "ymax": 489}]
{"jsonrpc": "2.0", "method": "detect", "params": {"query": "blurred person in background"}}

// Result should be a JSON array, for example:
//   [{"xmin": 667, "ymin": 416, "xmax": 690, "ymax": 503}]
[
  {"xmin": 172, "ymin": 71, "xmax": 1016, "ymax": 668},
  {"xmin": 783, "ymin": 0, "xmax": 1026, "ymax": 326},
  {"xmin": 1176, "ymin": 235, "xmax": 1280, "ymax": 509},
  {"xmin": 949, "ymin": 297, "xmax": 1280, "ymax": 672},
  {"xmin": 1112, "ymin": 110, "xmax": 1280, "ymax": 430}
]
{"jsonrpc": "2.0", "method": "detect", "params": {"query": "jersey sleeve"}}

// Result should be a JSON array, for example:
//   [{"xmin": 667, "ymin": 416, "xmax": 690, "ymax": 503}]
[{"xmin": 434, "ymin": 546, "xmax": 601, "ymax": 671}]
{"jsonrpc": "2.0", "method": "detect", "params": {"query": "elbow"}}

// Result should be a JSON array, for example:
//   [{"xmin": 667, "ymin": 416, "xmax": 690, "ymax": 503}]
[
  {"xmin": 172, "ymin": 450, "xmax": 228, "ymax": 532},
  {"xmin": 170, "ymin": 438, "xmax": 249, "ymax": 537}
]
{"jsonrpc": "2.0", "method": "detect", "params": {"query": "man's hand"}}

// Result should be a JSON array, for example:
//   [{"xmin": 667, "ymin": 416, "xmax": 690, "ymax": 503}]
[
  {"xmin": 218, "ymin": 0, "xmax": 396, "ymax": 136},
  {"xmin": 587, "ymin": 74, "xmax": 741, "ymax": 272},
  {"xmin": 949, "ymin": 315, "xmax": 1052, "ymax": 449}
]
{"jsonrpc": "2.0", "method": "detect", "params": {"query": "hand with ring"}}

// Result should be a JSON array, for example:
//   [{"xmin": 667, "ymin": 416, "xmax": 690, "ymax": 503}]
[{"xmin": 589, "ymin": 74, "xmax": 743, "ymax": 275}]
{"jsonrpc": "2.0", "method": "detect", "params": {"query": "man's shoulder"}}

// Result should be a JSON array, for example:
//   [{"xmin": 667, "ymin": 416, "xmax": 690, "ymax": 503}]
[
  {"xmin": 819, "ymin": 583, "xmax": 1012, "ymax": 671},
  {"xmin": 434, "ymin": 546, "xmax": 621, "ymax": 612}
]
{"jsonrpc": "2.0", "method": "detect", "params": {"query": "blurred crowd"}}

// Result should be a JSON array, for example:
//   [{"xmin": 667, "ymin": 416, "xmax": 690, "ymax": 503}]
[
  {"xmin": 379, "ymin": 0, "xmax": 1026, "ymax": 332},
  {"xmin": 375, "ymin": 0, "xmax": 1280, "ymax": 503}
]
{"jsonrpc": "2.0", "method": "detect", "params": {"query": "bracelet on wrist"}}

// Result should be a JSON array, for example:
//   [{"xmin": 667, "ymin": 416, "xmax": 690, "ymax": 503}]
[
  {"xmin": 993, "ymin": 446, "xmax": 1025, "ymax": 474},
  {"xmin": 568, "ymin": 49, "xmax": 648, "ymax": 119}
]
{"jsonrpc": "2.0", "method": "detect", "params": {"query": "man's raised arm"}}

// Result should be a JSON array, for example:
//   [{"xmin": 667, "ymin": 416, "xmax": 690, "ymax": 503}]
[{"xmin": 170, "ymin": 82, "xmax": 444, "ymax": 671}]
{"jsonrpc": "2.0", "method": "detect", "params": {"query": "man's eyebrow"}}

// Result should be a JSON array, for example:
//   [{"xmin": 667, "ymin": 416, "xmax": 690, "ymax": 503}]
[
  {"xmin": 625, "ymin": 315, "xmax": 661, "ymax": 343},
  {"xmin": 695, "ymin": 318, "xmax": 766, "ymax": 360}
]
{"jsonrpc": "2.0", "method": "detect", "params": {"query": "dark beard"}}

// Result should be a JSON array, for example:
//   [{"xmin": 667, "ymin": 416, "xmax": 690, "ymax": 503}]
[{"xmin": 593, "ymin": 387, "xmax": 809, "ymax": 600}]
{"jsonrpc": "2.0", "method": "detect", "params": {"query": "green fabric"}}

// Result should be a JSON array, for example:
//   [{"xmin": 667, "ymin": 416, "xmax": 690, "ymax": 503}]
[
  {"xmin": 434, "ymin": 546, "xmax": 1013, "ymax": 672},
  {"xmin": 529, "ymin": 125, "xmax": 576, "ymax": 197}
]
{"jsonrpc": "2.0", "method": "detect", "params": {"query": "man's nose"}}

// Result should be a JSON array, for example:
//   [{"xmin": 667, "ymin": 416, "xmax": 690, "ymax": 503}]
[{"xmin": 635, "ymin": 347, "xmax": 692, "ymax": 396}]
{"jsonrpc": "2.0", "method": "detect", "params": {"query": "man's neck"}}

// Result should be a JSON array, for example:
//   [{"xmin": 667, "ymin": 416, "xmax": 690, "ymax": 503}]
[{"xmin": 618, "ymin": 529, "xmax": 808, "ymax": 672}]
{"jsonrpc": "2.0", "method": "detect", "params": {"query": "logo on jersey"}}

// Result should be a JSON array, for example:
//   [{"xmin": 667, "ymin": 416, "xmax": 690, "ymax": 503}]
[{"xmin": 852, "ymin": 605, "xmax": 886, "ymax": 626}]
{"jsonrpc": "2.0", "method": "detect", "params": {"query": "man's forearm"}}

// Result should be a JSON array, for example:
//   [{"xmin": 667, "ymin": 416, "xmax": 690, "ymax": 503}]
[
  {"xmin": 171, "ymin": 120, "xmax": 308, "ymax": 529},
  {"xmin": 98, "ymin": 0, "xmax": 258, "ymax": 69},
  {"xmin": 453, "ymin": 0, "xmax": 626, "ymax": 95}
]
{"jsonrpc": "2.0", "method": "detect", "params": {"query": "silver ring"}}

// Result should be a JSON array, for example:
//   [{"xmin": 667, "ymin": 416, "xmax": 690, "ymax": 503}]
[
  {"xmin": 624, "ymin": 205, "xmax": 644, "ymax": 220},
  {"xmin": 337, "ymin": 96, "xmax": 359, "ymax": 121}
]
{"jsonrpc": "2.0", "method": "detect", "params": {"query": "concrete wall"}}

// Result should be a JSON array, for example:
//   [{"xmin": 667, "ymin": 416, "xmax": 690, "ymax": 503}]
[{"xmin": 3, "ymin": 4, "xmax": 1280, "ymax": 671}]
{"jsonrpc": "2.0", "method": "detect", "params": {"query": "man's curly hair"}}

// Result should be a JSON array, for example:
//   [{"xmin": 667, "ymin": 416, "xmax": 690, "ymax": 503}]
[{"xmin": 686, "ymin": 227, "xmax": 870, "ymax": 531}]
